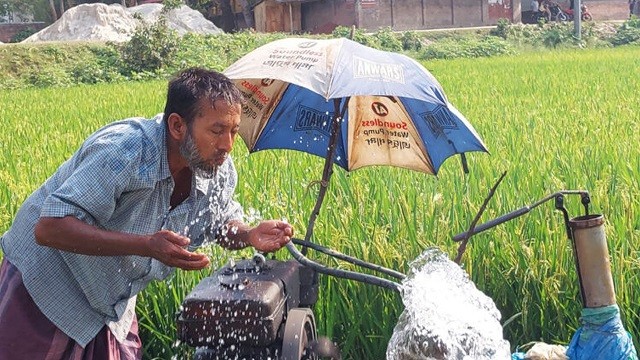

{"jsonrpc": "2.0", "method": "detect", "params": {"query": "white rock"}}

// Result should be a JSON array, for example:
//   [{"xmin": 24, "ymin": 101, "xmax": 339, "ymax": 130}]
[
  {"xmin": 22, "ymin": 3, "xmax": 137, "ymax": 43},
  {"xmin": 21, "ymin": 3, "xmax": 222, "ymax": 44},
  {"xmin": 127, "ymin": 4, "xmax": 222, "ymax": 36}
]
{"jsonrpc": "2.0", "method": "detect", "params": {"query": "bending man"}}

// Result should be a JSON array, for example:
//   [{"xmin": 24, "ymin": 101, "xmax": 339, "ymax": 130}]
[{"xmin": 0, "ymin": 67, "xmax": 293, "ymax": 359}]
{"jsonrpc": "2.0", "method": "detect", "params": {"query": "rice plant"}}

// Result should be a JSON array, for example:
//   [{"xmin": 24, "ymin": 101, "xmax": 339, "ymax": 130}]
[{"xmin": 0, "ymin": 47, "xmax": 638, "ymax": 359}]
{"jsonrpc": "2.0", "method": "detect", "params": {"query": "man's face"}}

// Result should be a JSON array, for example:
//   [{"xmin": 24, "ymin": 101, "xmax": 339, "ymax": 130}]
[{"xmin": 179, "ymin": 99, "xmax": 242, "ymax": 178}]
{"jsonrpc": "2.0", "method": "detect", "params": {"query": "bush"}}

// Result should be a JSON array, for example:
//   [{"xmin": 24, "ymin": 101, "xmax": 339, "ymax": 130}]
[
  {"xmin": 422, "ymin": 36, "xmax": 515, "ymax": 59},
  {"xmin": 490, "ymin": 18, "xmax": 511, "ymax": 39},
  {"xmin": 400, "ymin": 31, "xmax": 423, "ymax": 51},
  {"xmin": 69, "ymin": 45, "xmax": 125, "ymax": 84},
  {"xmin": 117, "ymin": 16, "xmax": 180, "ymax": 75},
  {"xmin": 0, "ymin": 22, "xmax": 636, "ymax": 90},
  {"xmin": 505, "ymin": 23, "xmax": 544, "ymax": 45},
  {"xmin": 70, "ymin": 61, "xmax": 125, "ymax": 85},
  {"xmin": 541, "ymin": 22, "xmax": 573, "ymax": 48},
  {"xmin": 332, "ymin": 25, "xmax": 377, "ymax": 47},
  {"xmin": 371, "ymin": 27, "xmax": 403, "ymax": 51},
  {"xmin": 10, "ymin": 28, "xmax": 38, "ymax": 43},
  {"xmin": 27, "ymin": 66, "xmax": 73, "ymax": 87},
  {"xmin": 610, "ymin": 17, "xmax": 640, "ymax": 46},
  {"xmin": 173, "ymin": 31, "xmax": 285, "ymax": 73}
]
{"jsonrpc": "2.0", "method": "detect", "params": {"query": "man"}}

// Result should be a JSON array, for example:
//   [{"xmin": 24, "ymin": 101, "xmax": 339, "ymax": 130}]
[
  {"xmin": 539, "ymin": 0, "xmax": 552, "ymax": 21},
  {"xmin": 0, "ymin": 67, "xmax": 293, "ymax": 359},
  {"xmin": 530, "ymin": 0, "xmax": 540, "ymax": 22},
  {"xmin": 531, "ymin": 0, "xmax": 540, "ymax": 13}
]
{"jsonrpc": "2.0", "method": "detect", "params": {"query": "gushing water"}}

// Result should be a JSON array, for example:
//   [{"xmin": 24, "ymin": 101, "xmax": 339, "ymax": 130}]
[{"xmin": 386, "ymin": 247, "xmax": 511, "ymax": 360}]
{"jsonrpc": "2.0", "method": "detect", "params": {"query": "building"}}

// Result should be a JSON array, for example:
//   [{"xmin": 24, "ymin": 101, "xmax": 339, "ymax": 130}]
[{"xmin": 248, "ymin": 0, "xmax": 629, "ymax": 33}]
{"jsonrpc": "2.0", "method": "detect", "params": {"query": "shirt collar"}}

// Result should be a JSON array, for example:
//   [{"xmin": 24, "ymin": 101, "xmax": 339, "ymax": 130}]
[{"xmin": 156, "ymin": 114, "xmax": 172, "ymax": 181}]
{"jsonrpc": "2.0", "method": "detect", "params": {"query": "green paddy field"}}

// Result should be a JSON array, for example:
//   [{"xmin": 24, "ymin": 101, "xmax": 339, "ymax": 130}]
[{"xmin": 1, "ymin": 46, "xmax": 638, "ymax": 359}]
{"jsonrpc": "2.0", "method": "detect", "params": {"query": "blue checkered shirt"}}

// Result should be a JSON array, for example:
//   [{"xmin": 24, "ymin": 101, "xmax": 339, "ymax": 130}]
[{"xmin": 0, "ymin": 114, "xmax": 243, "ymax": 347}]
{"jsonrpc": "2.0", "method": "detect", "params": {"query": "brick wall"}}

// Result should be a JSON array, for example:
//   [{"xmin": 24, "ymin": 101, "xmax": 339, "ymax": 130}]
[{"xmin": 0, "ymin": 22, "xmax": 47, "ymax": 43}]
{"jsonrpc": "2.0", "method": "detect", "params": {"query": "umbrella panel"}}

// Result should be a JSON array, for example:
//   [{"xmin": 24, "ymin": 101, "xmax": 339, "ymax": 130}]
[{"xmin": 238, "ymin": 82, "xmax": 350, "ymax": 170}]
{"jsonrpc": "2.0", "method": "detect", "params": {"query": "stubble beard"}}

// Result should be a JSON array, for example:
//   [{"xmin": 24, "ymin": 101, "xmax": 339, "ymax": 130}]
[{"xmin": 179, "ymin": 130, "xmax": 220, "ymax": 179}]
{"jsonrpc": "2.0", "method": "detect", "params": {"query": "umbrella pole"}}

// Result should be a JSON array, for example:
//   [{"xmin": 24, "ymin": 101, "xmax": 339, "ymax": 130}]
[{"xmin": 303, "ymin": 98, "xmax": 349, "ymax": 250}]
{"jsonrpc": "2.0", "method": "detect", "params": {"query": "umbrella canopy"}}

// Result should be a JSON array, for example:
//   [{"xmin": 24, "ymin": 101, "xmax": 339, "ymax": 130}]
[{"xmin": 224, "ymin": 37, "xmax": 488, "ymax": 176}]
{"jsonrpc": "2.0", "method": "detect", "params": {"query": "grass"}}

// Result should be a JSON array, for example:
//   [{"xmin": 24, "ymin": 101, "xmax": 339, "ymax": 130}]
[{"xmin": 1, "ymin": 46, "xmax": 639, "ymax": 359}]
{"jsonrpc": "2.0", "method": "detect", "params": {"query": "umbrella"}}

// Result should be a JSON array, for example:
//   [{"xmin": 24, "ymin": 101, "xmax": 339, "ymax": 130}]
[{"xmin": 223, "ymin": 37, "xmax": 489, "ymax": 242}]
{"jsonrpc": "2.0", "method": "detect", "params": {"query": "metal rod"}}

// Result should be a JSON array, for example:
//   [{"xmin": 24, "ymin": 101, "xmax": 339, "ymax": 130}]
[
  {"xmin": 460, "ymin": 152, "xmax": 469, "ymax": 174},
  {"xmin": 303, "ymin": 98, "xmax": 349, "ymax": 250},
  {"xmin": 574, "ymin": 0, "xmax": 582, "ymax": 40},
  {"xmin": 286, "ymin": 242, "xmax": 403, "ymax": 293},
  {"xmin": 581, "ymin": 192, "xmax": 591, "ymax": 215},
  {"xmin": 447, "ymin": 139, "xmax": 468, "ymax": 174},
  {"xmin": 555, "ymin": 194, "xmax": 572, "ymax": 239},
  {"xmin": 292, "ymin": 238, "xmax": 406, "ymax": 280},
  {"xmin": 452, "ymin": 190, "xmax": 590, "ymax": 242},
  {"xmin": 454, "ymin": 171, "xmax": 506, "ymax": 263}
]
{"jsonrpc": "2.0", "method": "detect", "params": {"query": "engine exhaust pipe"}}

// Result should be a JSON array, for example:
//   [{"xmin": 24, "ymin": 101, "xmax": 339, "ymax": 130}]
[{"xmin": 569, "ymin": 214, "xmax": 616, "ymax": 308}]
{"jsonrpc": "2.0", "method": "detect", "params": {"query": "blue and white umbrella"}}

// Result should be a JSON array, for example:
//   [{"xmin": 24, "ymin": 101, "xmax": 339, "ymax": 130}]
[
  {"xmin": 224, "ymin": 37, "xmax": 489, "ymax": 241},
  {"xmin": 224, "ymin": 37, "xmax": 488, "ymax": 176}
]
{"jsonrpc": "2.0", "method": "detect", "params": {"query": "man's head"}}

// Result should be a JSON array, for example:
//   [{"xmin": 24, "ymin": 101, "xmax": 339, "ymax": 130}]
[{"xmin": 164, "ymin": 68, "xmax": 246, "ymax": 177}]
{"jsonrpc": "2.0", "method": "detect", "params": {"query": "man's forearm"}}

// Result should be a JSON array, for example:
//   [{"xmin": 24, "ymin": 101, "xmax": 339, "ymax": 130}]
[
  {"xmin": 216, "ymin": 220, "xmax": 253, "ymax": 250},
  {"xmin": 35, "ymin": 215, "xmax": 210, "ymax": 270},
  {"xmin": 34, "ymin": 216, "xmax": 150, "ymax": 256}
]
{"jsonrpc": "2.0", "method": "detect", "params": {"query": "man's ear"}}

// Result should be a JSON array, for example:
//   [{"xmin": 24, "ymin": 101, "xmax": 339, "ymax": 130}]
[{"xmin": 167, "ymin": 113, "xmax": 187, "ymax": 141}]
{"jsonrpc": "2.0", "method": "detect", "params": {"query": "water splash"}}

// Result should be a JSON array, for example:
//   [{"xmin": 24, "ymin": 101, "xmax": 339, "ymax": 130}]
[
  {"xmin": 386, "ymin": 247, "xmax": 511, "ymax": 360},
  {"xmin": 244, "ymin": 207, "xmax": 262, "ymax": 224}
]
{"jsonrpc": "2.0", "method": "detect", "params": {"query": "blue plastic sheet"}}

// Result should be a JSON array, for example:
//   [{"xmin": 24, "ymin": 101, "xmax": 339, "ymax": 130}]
[{"xmin": 566, "ymin": 304, "xmax": 638, "ymax": 360}]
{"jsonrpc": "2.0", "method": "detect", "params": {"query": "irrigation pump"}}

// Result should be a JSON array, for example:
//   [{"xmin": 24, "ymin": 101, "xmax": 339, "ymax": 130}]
[
  {"xmin": 176, "ymin": 253, "xmax": 324, "ymax": 359},
  {"xmin": 453, "ymin": 190, "xmax": 639, "ymax": 359},
  {"xmin": 175, "ymin": 236, "xmax": 406, "ymax": 359}
]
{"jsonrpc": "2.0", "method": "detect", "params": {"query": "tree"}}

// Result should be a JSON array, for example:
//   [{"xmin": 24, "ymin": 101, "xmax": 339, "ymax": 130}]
[
  {"xmin": 0, "ymin": 0, "xmax": 38, "ymax": 22},
  {"xmin": 47, "ymin": 0, "xmax": 56, "ymax": 20},
  {"xmin": 185, "ymin": 0, "xmax": 254, "ymax": 32}
]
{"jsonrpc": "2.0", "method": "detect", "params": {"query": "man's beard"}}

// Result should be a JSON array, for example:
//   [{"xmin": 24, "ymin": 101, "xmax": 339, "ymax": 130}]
[{"xmin": 179, "ymin": 130, "xmax": 220, "ymax": 179}]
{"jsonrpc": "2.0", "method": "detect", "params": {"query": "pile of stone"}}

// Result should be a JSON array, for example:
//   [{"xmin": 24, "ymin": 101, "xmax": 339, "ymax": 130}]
[{"xmin": 22, "ymin": 3, "xmax": 222, "ymax": 43}]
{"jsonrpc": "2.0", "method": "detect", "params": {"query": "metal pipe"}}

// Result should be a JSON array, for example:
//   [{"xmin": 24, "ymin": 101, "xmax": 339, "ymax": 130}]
[
  {"xmin": 569, "ymin": 214, "xmax": 616, "ymax": 308},
  {"xmin": 292, "ymin": 238, "xmax": 406, "ymax": 280},
  {"xmin": 452, "ymin": 190, "xmax": 590, "ymax": 242},
  {"xmin": 286, "ymin": 242, "xmax": 403, "ymax": 293},
  {"xmin": 452, "ymin": 206, "xmax": 531, "ymax": 242},
  {"xmin": 574, "ymin": 0, "xmax": 582, "ymax": 39}
]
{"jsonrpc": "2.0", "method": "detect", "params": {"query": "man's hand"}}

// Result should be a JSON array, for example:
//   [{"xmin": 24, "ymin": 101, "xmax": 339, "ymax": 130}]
[
  {"xmin": 147, "ymin": 230, "xmax": 210, "ymax": 270},
  {"xmin": 246, "ymin": 220, "xmax": 293, "ymax": 253}
]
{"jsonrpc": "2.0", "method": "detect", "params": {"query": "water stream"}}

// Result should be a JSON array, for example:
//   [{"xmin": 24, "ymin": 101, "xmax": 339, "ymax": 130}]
[{"xmin": 386, "ymin": 247, "xmax": 511, "ymax": 360}]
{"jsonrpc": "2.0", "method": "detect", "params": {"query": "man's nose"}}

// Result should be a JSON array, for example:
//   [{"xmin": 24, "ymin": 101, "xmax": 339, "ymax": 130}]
[{"xmin": 218, "ymin": 132, "xmax": 235, "ymax": 152}]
